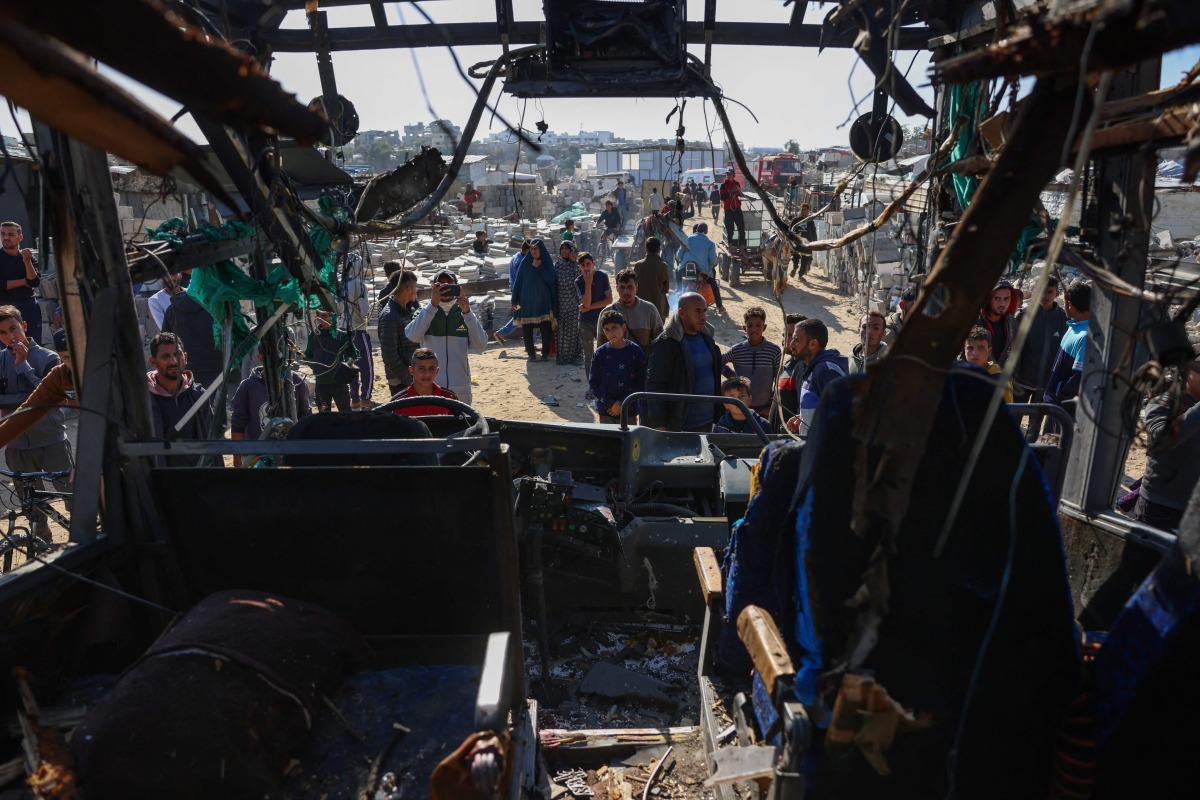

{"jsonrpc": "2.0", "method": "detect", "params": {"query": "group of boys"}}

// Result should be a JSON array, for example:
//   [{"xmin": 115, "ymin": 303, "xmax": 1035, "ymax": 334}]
[{"xmin": 959, "ymin": 276, "xmax": 1092, "ymax": 424}]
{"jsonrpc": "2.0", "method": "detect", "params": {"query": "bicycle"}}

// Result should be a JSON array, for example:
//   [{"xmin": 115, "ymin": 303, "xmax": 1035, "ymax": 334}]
[
  {"xmin": 596, "ymin": 229, "xmax": 618, "ymax": 270},
  {"xmin": 0, "ymin": 468, "xmax": 72, "ymax": 573}
]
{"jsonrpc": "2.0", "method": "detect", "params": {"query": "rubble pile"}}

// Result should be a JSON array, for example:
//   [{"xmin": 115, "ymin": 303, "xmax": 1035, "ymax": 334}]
[{"xmin": 817, "ymin": 206, "xmax": 916, "ymax": 314}]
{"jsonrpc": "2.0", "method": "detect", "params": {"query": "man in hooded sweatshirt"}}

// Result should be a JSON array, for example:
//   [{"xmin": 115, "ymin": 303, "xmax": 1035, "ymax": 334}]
[
  {"xmin": 645, "ymin": 292, "xmax": 722, "ymax": 432},
  {"xmin": 405, "ymin": 269, "xmax": 487, "ymax": 405},
  {"xmin": 146, "ymin": 332, "xmax": 213, "ymax": 466},
  {"xmin": 784, "ymin": 318, "xmax": 848, "ymax": 436}
]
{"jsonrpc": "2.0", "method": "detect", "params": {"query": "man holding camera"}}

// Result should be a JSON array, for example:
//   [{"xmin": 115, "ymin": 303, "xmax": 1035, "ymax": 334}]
[{"xmin": 404, "ymin": 270, "xmax": 487, "ymax": 405}]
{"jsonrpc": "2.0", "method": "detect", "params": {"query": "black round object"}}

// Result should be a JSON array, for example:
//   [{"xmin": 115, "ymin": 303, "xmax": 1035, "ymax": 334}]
[
  {"xmin": 311, "ymin": 93, "xmax": 360, "ymax": 147},
  {"xmin": 849, "ymin": 112, "xmax": 904, "ymax": 163}
]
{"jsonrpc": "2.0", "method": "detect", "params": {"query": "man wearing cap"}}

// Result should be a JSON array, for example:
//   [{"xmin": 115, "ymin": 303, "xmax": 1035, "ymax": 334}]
[
  {"xmin": 404, "ymin": 269, "xmax": 488, "ymax": 405},
  {"xmin": 719, "ymin": 169, "xmax": 748, "ymax": 260}
]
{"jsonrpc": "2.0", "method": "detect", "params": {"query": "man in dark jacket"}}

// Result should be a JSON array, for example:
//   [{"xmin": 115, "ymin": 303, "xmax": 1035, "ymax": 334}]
[
  {"xmin": 776, "ymin": 313, "xmax": 808, "ymax": 432},
  {"xmin": 784, "ymin": 318, "xmax": 848, "ymax": 436},
  {"xmin": 377, "ymin": 267, "xmax": 420, "ymax": 394},
  {"xmin": 1134, "ymin": 344, "xmax": 1200, "ymax": 531},
  {"xmin": 229, "ymin": 355, "xmax": 312, "ymax": 467},
  {"xmin": 632, "ymin": 236, "xmax": 671, "ymax": 320},
  {"xmin": 147, "ymin": 332, "xmax": 213, "ymax": 467},
  {"xmin": 1013, "ymin": 276, "xmax": 1067, "ymax": 402},
  {"xmin": 645, "ymin": 292, "xmax": 722, "ymax": 432},
  {"xmin": 976, "ymin": 280, "xmax": 1017, "ymax": 367},
  {"xmin": 161, "ymin": 289, "xmax": 224, "ymax": 389},
  {"xmin": 789, "ymin": 204, "xmax": 818, "ymax": 278}
]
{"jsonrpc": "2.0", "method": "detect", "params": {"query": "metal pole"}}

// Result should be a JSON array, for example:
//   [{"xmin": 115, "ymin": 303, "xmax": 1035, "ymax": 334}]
[
  {"xmin": 1062, "ymin": 58, "xmax": 1162, "ymax": 509},
  {"xmin": 251, "ymin": 248, "xmax": 286, "ymax": 419}
]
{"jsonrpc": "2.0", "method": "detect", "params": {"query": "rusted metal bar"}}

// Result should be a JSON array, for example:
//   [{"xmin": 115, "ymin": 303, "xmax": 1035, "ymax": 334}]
[
  {"xmin": 931, "ymin": 0, "xmax": 1200, "ymax": 84},
  {"xmin": 0, "ymin": 22, "xmax": 235, "ymax": 209},
  {"xmin": 6, "ymin": 0, "xmax": 329, "ymax": 143},
  {"xmin": 830, "ymin": 74, "xmax": 1085, "ymax": 678},
  {"xmin": 264, "ymin": 20, "xmax": 933, "ymax": 53}
]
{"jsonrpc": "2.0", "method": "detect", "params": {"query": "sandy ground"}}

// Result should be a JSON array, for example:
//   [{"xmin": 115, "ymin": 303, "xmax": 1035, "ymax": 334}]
[{"xmin": 365, "ymin": 229, "xmax": 864, "ymax": 423}]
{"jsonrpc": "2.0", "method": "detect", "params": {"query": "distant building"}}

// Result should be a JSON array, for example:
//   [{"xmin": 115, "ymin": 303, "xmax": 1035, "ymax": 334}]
[
  {"xmin": 483, "ymin": 128, "xmax": 614, "ymax": 147},
  {"xmin": 357, "ymin": 130, "xmax": 401, "ymax": 146},
  {"xmin": 399, "ymin": 120, "xmax": 463, "ymax": 152},
  {"xmin": 593, "ymin": 147, "xmax": 724, "ymax": 184}
]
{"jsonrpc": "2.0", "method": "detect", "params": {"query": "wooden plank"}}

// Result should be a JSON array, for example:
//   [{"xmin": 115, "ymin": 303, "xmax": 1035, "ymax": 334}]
[
  {"xmin": 736, "ymin": 605, "xmax": 794, "ymax": 699},
  {"xmin": 1090, "ymin": 106, "xmax": 1197, "ymax": 152},
  {"xmin": 693, "ymin": 546, "xmax": 723, "ymax": 602},
  {"xmin": 540, "ymin": 726, "xmax": 699, "ymax": 750}
]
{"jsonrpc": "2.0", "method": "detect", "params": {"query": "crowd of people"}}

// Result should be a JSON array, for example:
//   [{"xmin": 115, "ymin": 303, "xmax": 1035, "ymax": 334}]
[{"xmin": 0, "ymin": 211, "xmax": 1195, "ymax": 538}]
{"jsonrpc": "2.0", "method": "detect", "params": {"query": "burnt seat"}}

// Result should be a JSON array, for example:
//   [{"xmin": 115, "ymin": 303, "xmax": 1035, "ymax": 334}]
[{"xmin": 285, "ymin": 410, "xmax": 436, "ymax": 466}]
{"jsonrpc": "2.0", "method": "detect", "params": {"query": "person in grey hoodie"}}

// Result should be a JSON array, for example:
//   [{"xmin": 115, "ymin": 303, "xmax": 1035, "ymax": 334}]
[
  {"xmin": 229, "ymin": 354, "xmax": 312, "ymax": 467},
  {"xmin": 146, "ymin": 332, "xmax": 213, "ymax": 467},
  {"xmin": 1135, "ymin": 344, "xmax": 1200, "ymax": 531},
  {"xmin": 377, "ymin": 266, "xmax": 421, "ymax": 395},
  {"xmin": 0, "ymin": 305, "xmax": 70, "ymax": 539}
]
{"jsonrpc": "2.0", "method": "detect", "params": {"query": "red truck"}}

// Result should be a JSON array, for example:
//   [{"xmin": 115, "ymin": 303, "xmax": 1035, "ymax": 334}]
[{"xmin": 728, "ymin": 153, "xmax": 804, "ymax": 188}]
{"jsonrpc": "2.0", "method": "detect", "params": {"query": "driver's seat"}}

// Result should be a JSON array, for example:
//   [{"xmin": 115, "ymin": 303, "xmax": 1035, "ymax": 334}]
[{"xmin": 285, "ymin": 412, "xmax": 437, "ymax": 467}]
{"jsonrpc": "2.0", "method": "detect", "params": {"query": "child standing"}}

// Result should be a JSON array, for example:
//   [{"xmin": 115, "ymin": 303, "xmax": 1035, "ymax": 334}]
[
  {"xmin": 589, "ymin": 310, "xmax": 646, "ymax": 425},
  {"xmin": 713, "ymin": 376, "xmax": 772, "ymax": 434},
  {"xmin": 961, "ymin": 326, "xmax": 1013, "ymax": 403}
]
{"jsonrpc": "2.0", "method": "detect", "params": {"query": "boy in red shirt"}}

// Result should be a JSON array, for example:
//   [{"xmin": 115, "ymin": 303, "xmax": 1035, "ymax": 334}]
[{"xmin": 390, "ymin": 348, "xmax": 459, "ymax": 416}]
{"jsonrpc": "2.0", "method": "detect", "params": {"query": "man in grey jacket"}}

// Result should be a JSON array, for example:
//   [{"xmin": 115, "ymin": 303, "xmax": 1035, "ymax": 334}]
[{"xmin": 0, "ymin": 305, "xmax": 71, "ymax": 539}]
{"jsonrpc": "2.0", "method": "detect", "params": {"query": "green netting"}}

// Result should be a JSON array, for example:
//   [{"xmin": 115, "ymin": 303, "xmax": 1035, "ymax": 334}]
[
  {"xmin": 1009, "ymin": 213, "xmax": 1045, "ymax": 274},
  {"xmin": 948, "ymin": 82, "xmax": 981, "ymax": 210},
  {"xmin": 149, "ymin": 216, "xmax": 338, "ymax": 366},
  {"xmin": 552, "ymin": 202, "xmax": 591, "ymax": 224}
]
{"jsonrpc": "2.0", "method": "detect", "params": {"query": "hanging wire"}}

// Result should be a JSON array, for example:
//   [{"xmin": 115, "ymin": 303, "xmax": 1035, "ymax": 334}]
[{"xmin": 394, "ymin": 1, "xmax": 537, "ymax": 150}]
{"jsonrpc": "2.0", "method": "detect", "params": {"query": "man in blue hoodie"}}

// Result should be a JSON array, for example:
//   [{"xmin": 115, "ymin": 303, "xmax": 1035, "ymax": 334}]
[
  {"xmin": 675, "ymin": 222, "xmax": 725, "ymax": 316},
  {"xmin": 783, "ymin": 318, "xmax": 848, "ymax": 436}
]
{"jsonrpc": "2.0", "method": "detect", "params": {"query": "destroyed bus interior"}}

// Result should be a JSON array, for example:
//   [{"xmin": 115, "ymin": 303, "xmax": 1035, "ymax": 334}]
[{"xmin": 1, "ymin": 0, "xmax": 1199, "ymax": 798}]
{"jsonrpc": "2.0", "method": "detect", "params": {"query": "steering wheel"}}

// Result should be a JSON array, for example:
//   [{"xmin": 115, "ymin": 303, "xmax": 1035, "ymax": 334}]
[{"xmin": 372, "ymin": 396, "xmax": 490, "ymax": 438}]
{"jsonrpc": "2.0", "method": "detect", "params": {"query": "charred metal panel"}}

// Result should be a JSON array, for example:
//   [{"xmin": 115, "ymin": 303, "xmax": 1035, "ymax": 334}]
[
  {"xmin": 1060, "ymin": 513, "xmax": 1165, "ymax": 631},
  {"xmin": 354, "ymin": 146, "xmax": 448, "ymax": 222},
  {"xmin": 505, "ymin": 0, "xmax": 693, "ymax": 97},
  {"xmin": 7, "ymin": 0, "xmax": 328, "ymax": 143}
]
